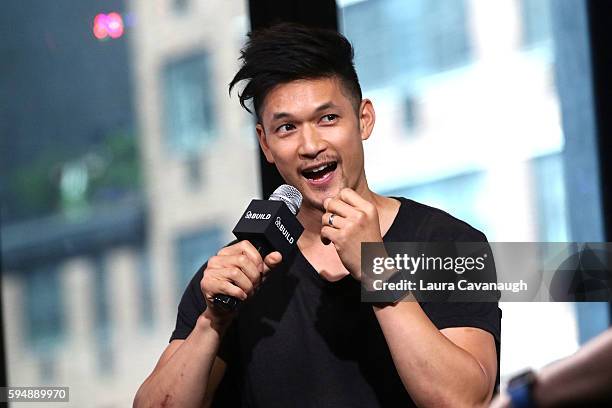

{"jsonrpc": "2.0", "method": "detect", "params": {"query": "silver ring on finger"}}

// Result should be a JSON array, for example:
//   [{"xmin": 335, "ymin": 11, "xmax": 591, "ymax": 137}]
[{"xmin": 328, "ymin": 213, "xmax": 335, "ymax": 227}]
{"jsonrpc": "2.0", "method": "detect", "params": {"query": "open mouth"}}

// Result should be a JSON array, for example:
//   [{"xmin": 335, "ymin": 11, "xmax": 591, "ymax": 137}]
[{"xmin": 301, "ymin": 161, "xmax": 338, "ymax": 182}]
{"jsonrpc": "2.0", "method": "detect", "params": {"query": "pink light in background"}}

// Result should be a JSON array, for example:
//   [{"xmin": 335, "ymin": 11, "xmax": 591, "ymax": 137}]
[{"xmin": 93, "ymin": 12, "xmax": 124, "ymax": 40}]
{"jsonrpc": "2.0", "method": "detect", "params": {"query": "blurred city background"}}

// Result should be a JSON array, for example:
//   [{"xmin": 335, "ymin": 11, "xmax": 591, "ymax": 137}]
[{"xmin": 0, "ymin": 0, "xmax": 610, "ymax": 406}]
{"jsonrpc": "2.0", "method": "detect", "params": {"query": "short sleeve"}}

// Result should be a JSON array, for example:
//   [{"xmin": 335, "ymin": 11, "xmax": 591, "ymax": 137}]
[
  {"xmin": 417, "ymin": 216, "xmax": 502, "ymax": 390},
  {"xmin": 170, "ymin": 262, "xmax": 207, "ymax": 342},
  {"xmin": 420, "ymin": 301, "xmax": 501, "ymax": 343},
  {"xmin": 415, "ymin": 217, "xmax": 502, "ymax": 341}
]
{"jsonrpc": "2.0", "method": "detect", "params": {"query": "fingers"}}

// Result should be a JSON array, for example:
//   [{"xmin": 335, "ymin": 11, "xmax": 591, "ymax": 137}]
[
  {"xmin": 217, "ymin": 267, "xmax": 255, "ymax": 296},
  {"xmin": 202, "ymin": 274, "xmax": 248, "ymax": 302},
  {"xmin": 323, "ymin": 196, "xmax": 354, "ymax": 218},
  {"xmin": 322, "ymin": 212, "xmax": 346, "ymax": 229},
  {"xmin": 201, "ymin": 263, "xmax": 253, "ymax": 304},
  {"xmin": 202, "ymin": 242, "xmax": 285, "ymax": 308},
  {"xmin": 320, "ymin": 225, "xmax": 340, "ymax": 246},
  {"xmin": 218, "ymin": 241, "xmax": 264, "ymax": 273},
  {"xmin": 324, "ymin": 188, "xmax": 375, "ymax": 218},
  {"xmin": 336, "ymin": 188, "xmax": 371, "ymax": 208},
  {"xmin": 208, "ymin": 253, "xmax": 262, "ymax": 287},
  {"xmin": 202, "ymin": 241, "xmax": 264, "ymax": 308},
  {"xmin": 263, "ymin": 251, "xmax": 282, "ymax": 274}
]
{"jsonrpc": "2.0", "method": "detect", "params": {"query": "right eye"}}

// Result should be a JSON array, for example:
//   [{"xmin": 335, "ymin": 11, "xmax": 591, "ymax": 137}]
[{"xmin": 276, "ymin": 123, "xmax": 295, "ymax": 133}]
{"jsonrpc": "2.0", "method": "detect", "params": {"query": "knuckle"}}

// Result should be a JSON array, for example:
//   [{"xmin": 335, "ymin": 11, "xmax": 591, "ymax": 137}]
[
  {"xmin": 201, "ymin": 277, "xmax": 211, "ymax": 293},
  {"xmin": 235, "ymin": 286, "xmax": 247, "ymax": 299},
  {"xmin": 229, "ymin": 268, "xmax": 240, "ymax": 279},
  {"xmin": 245, "ymin": 281, "xmax": 254, "ymax": 292},
  {"xmin": 224, "ymin": 282, "xmax": 238, "ymax": 297},
  {"xmin": 249, "ymin": 274, "xmax": 258, "ymax": 287},
  {"xmin": 240, "ymin": 240, "xmax": 253, "ymax": 251},
  {"xmin": 238, "ymin": 254, "xmax": 247, "ymax": 265}
]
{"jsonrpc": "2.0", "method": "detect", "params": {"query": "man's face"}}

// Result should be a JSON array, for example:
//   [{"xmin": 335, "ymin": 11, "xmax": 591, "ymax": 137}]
[{"xmin": 256, "ymin": 77, "xmax": 375, "ymax": 212}]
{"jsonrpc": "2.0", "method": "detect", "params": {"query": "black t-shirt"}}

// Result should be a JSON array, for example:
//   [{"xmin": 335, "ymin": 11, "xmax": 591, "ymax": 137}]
[{"xmin": 171, "ymin": 197, "xmax": 502, "ymax": 407}]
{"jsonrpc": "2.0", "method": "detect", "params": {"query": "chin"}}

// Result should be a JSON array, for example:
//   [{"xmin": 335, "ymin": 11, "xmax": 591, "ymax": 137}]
[
  {"xmin": 308, "ymin": 187, "xmax": 344, "ymax": 211},
  {"xmin": 291, "ymin": 172, "xmax": 346, "ymax": 210},
  {"xmin": 299, "ymin": 192, "xmax": 324, "ymax": 212}
]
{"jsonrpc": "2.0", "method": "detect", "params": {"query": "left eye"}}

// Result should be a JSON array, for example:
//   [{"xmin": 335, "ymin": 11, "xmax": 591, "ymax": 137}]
[{"xmin": 321, "ymin": 114, "xmax": 338, "ymax": 122}]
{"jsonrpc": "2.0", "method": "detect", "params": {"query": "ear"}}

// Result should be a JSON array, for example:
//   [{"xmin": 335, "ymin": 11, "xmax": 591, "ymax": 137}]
[
  {"xmin": 256, "ymin": 123, "xmax": 275, "ymax": 163},
  {"xmin": 358, "ymin": 99, "xmax": 376, "ymax": 141}
]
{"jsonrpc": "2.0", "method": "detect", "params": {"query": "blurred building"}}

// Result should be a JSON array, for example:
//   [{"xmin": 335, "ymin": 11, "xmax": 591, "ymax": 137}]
[
  {"xmin": 338, "ymin": 0, "xmax": 579, "ymax": 379},
  {"xmin": 2, "ymin": 0, "xmax": 257, "ymax": 406},
  {"xmin": 0, "ymin": 0, "xmax": 136, "ymax": 224},
  {"xmin": 341, "ymin": 0, "xmax": 563, "ymax": 242}
]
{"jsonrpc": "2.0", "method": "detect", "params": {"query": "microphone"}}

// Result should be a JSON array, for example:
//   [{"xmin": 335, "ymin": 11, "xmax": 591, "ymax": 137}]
[{"xmin": 212, "ymin": 184, "xmax": 304, "ymax": 311}]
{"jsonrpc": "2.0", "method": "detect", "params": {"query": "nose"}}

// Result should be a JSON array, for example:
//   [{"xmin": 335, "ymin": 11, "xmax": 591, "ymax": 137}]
[{"xmin": 297, "ymin": 123, "xmax": 326, "ymax": 159}]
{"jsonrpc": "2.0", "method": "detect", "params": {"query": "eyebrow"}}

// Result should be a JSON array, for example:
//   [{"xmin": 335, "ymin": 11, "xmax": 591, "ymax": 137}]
[{"xmin": 270, "ymin": 102, "xmax": 340, "ymax": 122}]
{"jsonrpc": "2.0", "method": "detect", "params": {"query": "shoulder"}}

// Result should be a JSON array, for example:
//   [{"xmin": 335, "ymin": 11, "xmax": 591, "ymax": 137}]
[{"xmin": 392, "ymin": 197, "xmax": 488, "ymax": 242}]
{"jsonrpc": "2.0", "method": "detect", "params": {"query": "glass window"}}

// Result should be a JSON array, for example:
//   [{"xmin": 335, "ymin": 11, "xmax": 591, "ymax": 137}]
[
  {"xmin": 175, "ymin": 227, "xmax": 223, "ymax": 297},
  {"xmin": 173, "ymin": 0, "xmax": 190, "ymax": 14},
  {"xmin": 1, "ymin": 1, "xmax": 254, "ymax": 404},
  {"xmin": 340, "ymin": 0, "xmax": 606, "ymax": 381},
  {"xmin": 137, "ymin": 248, "xmax": 154, "ymax": 330},
  {"xmin": 520, "ymin": 0, "xmax": 552, "ymax": 47},
  {"xmin": 24, "ymin": 264, "xmax": 64, "ymax": 354},
  {"xmin": 163, "ymin": 52, "xmax": 217, "ymax": 156},
  {"xmin": 93, "ymin": 255, "xmax": 113, "ymax": 375},
  {"xmin": 341, "ymin": 0, "xmax": 471, "ymax": 91},
  {"xmin": 22, "ymin": 263, "xmax": 64, "ymax": 382}
]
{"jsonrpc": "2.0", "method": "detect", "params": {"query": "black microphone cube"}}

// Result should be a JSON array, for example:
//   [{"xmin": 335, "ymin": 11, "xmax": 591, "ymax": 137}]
[{"xmin": 232, "ymin": 199, "xmax": 304, "ymax": 260}]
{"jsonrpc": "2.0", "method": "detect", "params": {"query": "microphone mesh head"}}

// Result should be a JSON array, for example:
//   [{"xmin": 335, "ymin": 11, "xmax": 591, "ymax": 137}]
[{"xmin": 269, "ymin": 184, "xmax": 302, "ymax": 215}]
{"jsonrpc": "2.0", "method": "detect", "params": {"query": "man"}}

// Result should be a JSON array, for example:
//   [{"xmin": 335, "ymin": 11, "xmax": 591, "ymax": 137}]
[
  {"xmin": 134, "ymin": 23, "xmax": 501, "ymax": 407},
  {"xmin": 490, "ymin": 328, "xmax": 612, "ymax": 407}
]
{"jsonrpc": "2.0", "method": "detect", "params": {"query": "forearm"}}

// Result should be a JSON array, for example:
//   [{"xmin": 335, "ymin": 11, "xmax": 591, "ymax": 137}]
[
  {"xmin": 374, "ymin": 302, "xmax": 491, "ymax": 407},
  {"xmin": 532, "ymin": 328, "xmax": 612, "ymax": 407},
  {"xmin": 133, "ymin": 314, "xmax": 226, "ymax": 408}
]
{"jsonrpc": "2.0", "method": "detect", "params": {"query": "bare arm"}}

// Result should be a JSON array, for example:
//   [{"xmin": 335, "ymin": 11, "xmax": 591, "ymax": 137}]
[
  {"xmin": 133, "ymin": 311, "xmax": 228, "ymax": 408},
  {"xmin": 133, "ymin": 241, "xmax": 282, "ymax": 408},
  {"xmin": 491, "ymin": 328, "xmax": 612, "ymax": 408},
  {"xmin": 535, "ymin": 328, "xmax": 612, "ymax": 406},
  {"xmin": 374, "ymin": 301, "xmax": 497, "ymax": 408}
]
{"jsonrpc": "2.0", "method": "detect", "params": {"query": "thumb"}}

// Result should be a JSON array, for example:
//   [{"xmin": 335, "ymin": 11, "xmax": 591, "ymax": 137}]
[{"xmin": 263, "ymin": 251, "xmax": 282, "ymax": 273}]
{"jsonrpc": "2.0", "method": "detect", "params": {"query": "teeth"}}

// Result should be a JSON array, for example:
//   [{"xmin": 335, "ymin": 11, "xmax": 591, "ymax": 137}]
[{"xmin": 311, "ymin": 164, "xmax": 329, "ymax": 173}]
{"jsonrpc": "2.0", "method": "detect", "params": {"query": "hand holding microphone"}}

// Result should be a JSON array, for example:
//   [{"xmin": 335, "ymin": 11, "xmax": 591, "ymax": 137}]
[
  {"xmin": 200, "ymin": 241, "xmax": 282, "ymax": 322},
  {"xmin": 201, "ymin": 185, "xmax": 304, "ymax": 318}
]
